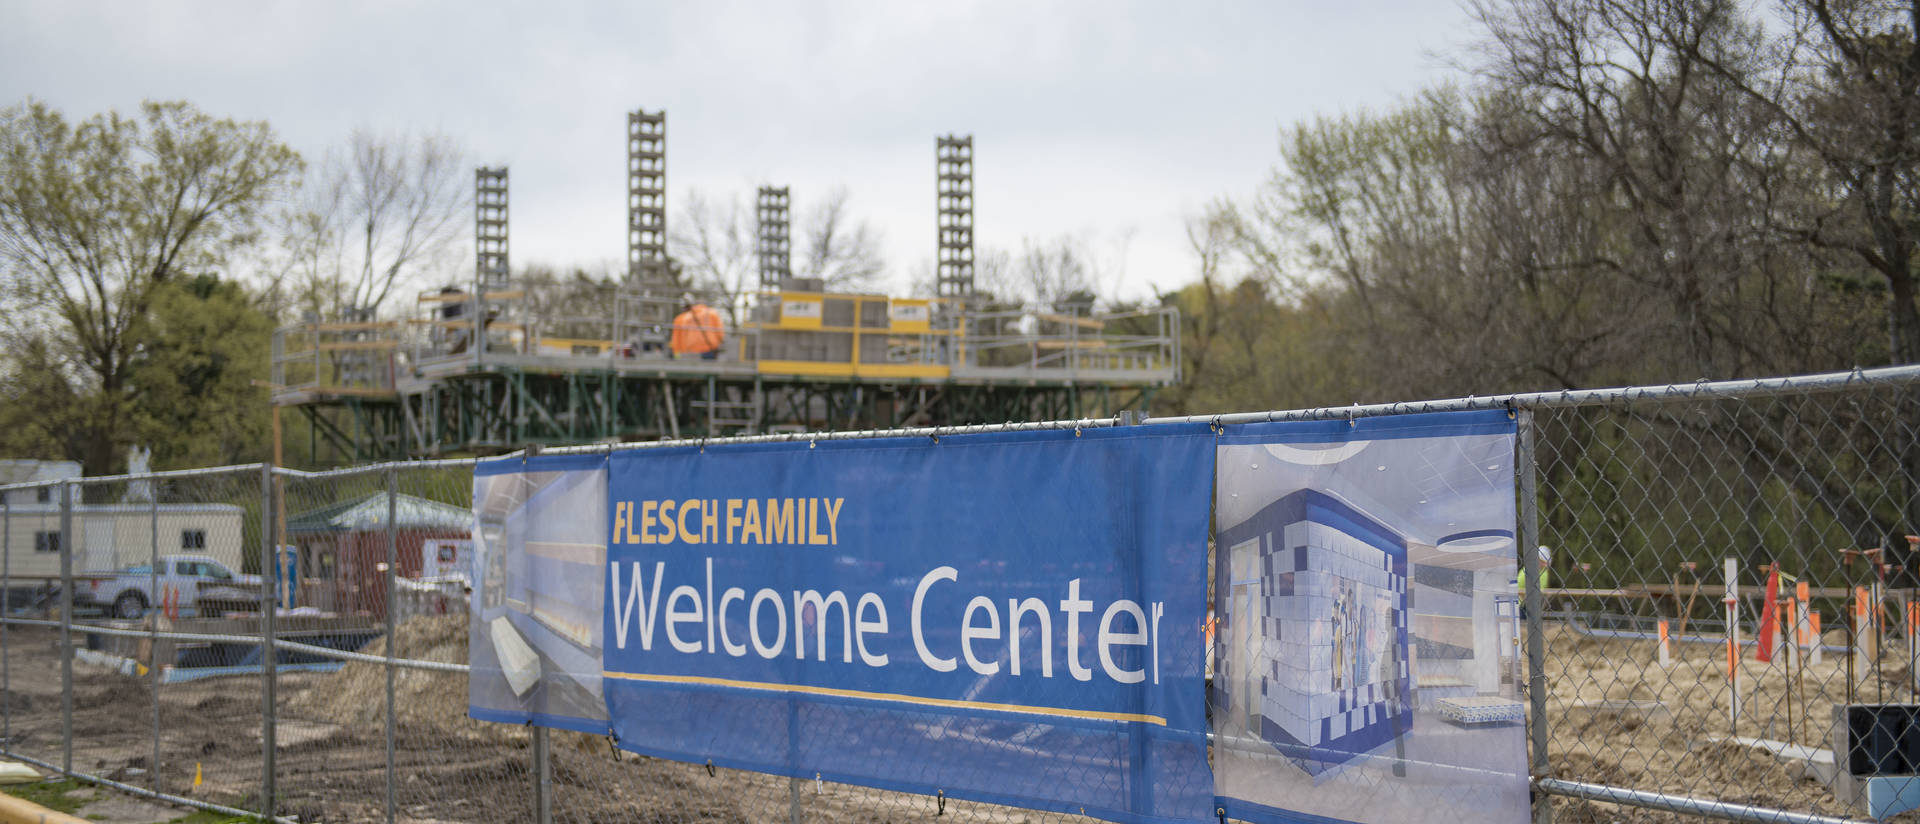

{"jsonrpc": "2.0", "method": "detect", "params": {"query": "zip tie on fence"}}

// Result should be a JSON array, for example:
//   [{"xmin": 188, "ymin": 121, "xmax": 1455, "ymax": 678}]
[
  {"xmin": 705, "ymin": 759, "xmax": 716, "ymax": 777},
  {"xmin": 936, "ymin": 789, "xmax": 946, "ymax": 815}
]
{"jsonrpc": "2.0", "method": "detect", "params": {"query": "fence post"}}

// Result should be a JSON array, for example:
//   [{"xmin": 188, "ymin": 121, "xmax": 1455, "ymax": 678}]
[
  {"xmin": 385, "ymin": 465, "xmax": 398, "ymax": 824},
  {"xmin": 532, "ymin": 726, "xmax": 551, "ymax": 824},
  {"xmin": 525, "ymin": 444, "xmax": 552, "ymax": 824},
  {"xmin": 259, "ymin": 464, "xmax": 277, "ymax": 820},
  {"xmin": 3, "ymin": 494, "xmax": 10, "ymax": 754},
  {"xmin": 1518, "ymin": 409, "xmax": 1550, "ymax": 824},
  {"xmin": 149, "ymin": 489, "xmax": 161, "ymax": 795},
  {"xmin": 59, "ymin": 480, "xmax": 73, "ymax": 776}
]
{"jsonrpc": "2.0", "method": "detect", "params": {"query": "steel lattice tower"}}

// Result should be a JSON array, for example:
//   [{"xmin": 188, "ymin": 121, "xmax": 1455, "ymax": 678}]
[
  {"xmin": 474, "ymin": 167, "xmax": 509, "ymax": 289},
  {"xmin": 628, "ymin": 110, "xmax": 668, "ymax": 283},
  {"xmin": 756, "ymin": 186, "xmax": 792, "ymax": 289},
  {"xmin": 936, "ymin": 135, "xmax": 975, "ymax": 298}
]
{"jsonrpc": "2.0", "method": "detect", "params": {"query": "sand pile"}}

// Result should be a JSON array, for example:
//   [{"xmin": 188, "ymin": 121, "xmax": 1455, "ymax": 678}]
[{"xmin": 283, "ymin": 614, "xmax": 525, "ymax": 743}]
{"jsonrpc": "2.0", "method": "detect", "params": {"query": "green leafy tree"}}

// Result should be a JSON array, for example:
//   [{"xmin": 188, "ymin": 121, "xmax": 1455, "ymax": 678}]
[
  {"xmin": 0, "ymin": 99, "xmax": 301, "ymax": 475},
  {"xmin": 128, "ymin": 274, "xmax": 274, "ymax": 469}
]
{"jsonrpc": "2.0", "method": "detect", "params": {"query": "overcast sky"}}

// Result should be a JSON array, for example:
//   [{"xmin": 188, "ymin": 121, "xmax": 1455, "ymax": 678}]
[{"xmin": 1, "ymin": 0, "xmax": 1475, "ymax": 302}]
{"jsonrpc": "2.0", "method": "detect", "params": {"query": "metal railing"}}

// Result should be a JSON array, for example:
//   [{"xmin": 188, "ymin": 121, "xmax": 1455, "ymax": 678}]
[
  {"xmin": 9, "ymin": 364, "xmax": 1920, "ymax": 822},
  {"xmin": 269, "ymin": 290, "xmax": 1181, "ymax": 404}
]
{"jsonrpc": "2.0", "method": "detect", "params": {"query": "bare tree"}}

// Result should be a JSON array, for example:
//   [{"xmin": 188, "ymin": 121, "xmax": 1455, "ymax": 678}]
[
  {"xmin": 669, "ymin": 189, "xmax": 757, "ymax": 319},
  {"xmin": 1017, "ymin": 236, "xmax": 1098, "ymax": 311},
  {"xmin": 517, "ymin": 261, "xmax": 625, "ymax": 338},
  {"xmin": 675, "ymin": 185, "xmax": 888, "ymax": 303},
  {"xmin": 796, "ymin": 187, "xmax": 886, "ymax": 291},
  {"xmin": 290, "ymin": 129, "xmax": 470, "ymax": 318},
  {"xmin": 1676, "ymin": 0, "xmax": 1920, "ymax": 363}
]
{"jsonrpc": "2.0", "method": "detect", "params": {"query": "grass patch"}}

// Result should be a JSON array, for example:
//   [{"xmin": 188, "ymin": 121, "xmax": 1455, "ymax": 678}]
[
  {"xmin": 164, "ymin": 811, "xmax": 257, "ymax": 824},
  {"xmin": 3, "ymin": 776, "xmax": 257, "ymax": 823},
  {"xmin": 1, "ymin": 777, "xmax": 93, "ymax": 813}
]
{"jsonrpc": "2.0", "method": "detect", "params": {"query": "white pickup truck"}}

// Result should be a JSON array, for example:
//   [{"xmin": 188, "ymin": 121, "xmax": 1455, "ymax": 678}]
[{"xmin": 76, "ymin": 555, "xmax": 263, "ymax": 619}]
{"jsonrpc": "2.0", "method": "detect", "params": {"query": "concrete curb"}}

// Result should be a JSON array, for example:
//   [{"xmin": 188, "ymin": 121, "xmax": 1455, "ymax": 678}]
[{"xmin": 0, "ymin": 790, "xmax": 91, "ymax": 824}]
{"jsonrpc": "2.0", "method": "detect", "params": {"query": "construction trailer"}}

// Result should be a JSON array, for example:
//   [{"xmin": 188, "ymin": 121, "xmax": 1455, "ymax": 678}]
[{"xmin": 0, "ymin": 502, "xmax": 248, "ymax": 580}]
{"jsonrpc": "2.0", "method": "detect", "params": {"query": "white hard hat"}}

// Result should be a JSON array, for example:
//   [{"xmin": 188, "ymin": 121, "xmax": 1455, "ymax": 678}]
[{"xmin": 1537, "ymin": 545, "xmax": 1552, "ymax": 563}]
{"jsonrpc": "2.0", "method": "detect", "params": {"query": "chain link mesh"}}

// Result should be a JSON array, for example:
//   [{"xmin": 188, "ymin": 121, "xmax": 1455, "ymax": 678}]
[
  {"xmin": 1534, "ymin": 382, "xmax": 1920, "ymax": 821},
  {"xmin": 5, "ymin": 370, "xmax": 1920, "ymax": 822}
]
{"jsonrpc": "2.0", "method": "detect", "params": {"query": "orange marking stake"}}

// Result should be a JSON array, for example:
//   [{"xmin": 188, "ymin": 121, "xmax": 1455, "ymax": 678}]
[
  {"xmin": 1857, "ymin": 586, "xmax": 1876, "ymax": 665},
  {"xmin": 1811, "ymin": 612, "xmax": 1824, "ymax": 666},
  {"xmin": 1658, "ymin": 619, "xmax": 1671, "ymax": 668},
  {"xmin": 1909, "ymin": 602, "xmax": 1920, "ymax": 693}
]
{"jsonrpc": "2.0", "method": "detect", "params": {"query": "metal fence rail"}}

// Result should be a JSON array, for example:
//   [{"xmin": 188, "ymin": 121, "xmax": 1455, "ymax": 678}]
[{"xmin": 5, "ymin": 364, "xmax": 1920, "ymax": 823}]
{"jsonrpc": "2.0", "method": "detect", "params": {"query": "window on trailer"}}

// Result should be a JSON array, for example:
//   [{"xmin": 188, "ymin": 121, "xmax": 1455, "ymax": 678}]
[
  {"xmin": 181, "ymin": 529, "xmax": 206, "ymax": 550},
  {"xmin": 33, "ymin": 531, "xmax": 59, "ymax": 553}
]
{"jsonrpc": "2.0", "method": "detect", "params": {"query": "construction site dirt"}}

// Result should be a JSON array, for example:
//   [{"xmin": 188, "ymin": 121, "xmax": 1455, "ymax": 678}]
[
  {"xmin": 1, "ymin": 621, "xmax": 1060, "ymax": 823},
  {"xmin": 6, "ymin": 617, "xmax": 1904, "ymax": 823}
]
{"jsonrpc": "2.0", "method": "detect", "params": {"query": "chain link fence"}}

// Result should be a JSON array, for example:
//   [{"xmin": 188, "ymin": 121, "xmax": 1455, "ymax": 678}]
[
  {"xmin": 1529, "ymin": 379, "xmax": 1920, "ymax": 823},
  {"xmin": 5, "ymin": 366, "xmax": 1920, "ymax": 823}
]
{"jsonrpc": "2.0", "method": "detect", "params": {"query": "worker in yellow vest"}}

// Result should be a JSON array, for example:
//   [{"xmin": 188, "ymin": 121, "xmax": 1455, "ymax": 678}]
[{"xmin": 1517, "ymin": 545, "xmax": 1551, "ymax": 618}]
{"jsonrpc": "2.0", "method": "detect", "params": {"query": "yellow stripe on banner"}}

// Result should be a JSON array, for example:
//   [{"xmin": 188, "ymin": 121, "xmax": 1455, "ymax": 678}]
[{"xmin": 601, "ymin": 671, "xmax": 1167, "ymax": 726}]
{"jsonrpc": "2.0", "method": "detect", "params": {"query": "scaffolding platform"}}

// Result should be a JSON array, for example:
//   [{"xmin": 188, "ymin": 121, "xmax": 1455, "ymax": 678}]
[{"xmin": 272, "ymin": 287, "xmax": 1179, "ymax": 462}]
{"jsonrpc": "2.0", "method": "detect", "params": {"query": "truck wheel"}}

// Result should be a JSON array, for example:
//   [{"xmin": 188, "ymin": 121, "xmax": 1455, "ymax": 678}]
[{"xmin": 114, "ymin": 592, "xmax": 147, "ymax": 620}]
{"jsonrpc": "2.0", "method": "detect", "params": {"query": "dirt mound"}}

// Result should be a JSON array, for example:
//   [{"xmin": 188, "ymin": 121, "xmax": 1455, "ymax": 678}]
[
  {"xmin": 1542, "ymin": 623, "xmax": 1875, "ymax": 819},
  {"xmin": 72, "ymin": 675, "xmax": 148, "ymax": 711},
  {"xmin": 282, "ymin": 614, "xmax": 519, "ymax": 743}
]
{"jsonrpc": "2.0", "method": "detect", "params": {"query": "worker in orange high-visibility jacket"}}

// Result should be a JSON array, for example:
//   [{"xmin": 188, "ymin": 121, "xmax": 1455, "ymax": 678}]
[{"xmin": 670, "ymin": 294, "xmax": 725, "ymax": 359}]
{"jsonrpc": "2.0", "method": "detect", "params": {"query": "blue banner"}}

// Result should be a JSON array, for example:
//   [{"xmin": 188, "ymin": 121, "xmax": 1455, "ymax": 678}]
[{"xmin": 602, "ymin": 425, "xmax": 1215, "ymax": 824}]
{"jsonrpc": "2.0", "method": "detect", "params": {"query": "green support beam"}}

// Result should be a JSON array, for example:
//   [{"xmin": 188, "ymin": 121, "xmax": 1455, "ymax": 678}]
[{"xmin": 283, "ymin": 367, "xmax": 1166, "ymax": 464}]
